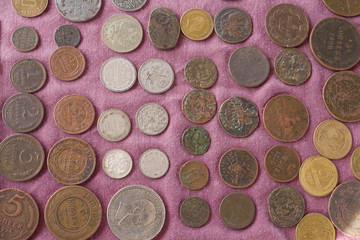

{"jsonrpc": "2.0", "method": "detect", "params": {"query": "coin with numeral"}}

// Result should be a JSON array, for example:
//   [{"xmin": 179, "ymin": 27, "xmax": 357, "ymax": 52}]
[
  {"xmin": 179, "ymin": 160, "xmax": 209, "ymax": 190},
  {"xmin": 11, "ymin": 27, "xmax": 38, "ymax": 52}
]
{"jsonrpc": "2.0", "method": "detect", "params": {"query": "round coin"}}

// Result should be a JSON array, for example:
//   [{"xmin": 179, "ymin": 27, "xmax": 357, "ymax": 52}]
[
  {"xmin": 54, "ymin": 24, "xmax": 81, "ymax": 47},
  {"xmin": 112, "ymin": 0, "xmax": 147, "ymax": 11},
  {"xmin": 179, "ymin": 160, "xmax": 209, "ymax": 190},
  {"xmin": 11, "ymin": 0, "xmax": 48, "ymax": 17},
  {"xmin": 136, "ymin": 103, "xmax": 169, "ymax": 135},
  {"xmin": 97, "ymin": 109, "xmax": 131, "ymax": 142},
  {"xmin": 55, "ymin": 0, "xmax": 101, "ymax": 22},
  {"xmin": 180, "ymin": 197, "xmax": 210, "ymax": 228},
  {"xmin": 184, "ymin": 57, "xmax": 217, "ymax": 89},
  {"xmin": 11, "ymin": 26, "xmax": 38, "ymax": 52},
  {"xmin": 180, "ymin": 8, "xmax": 213, "ymax": 41},
  {"xmin": 182, "ymin": 126, "xmax": 211, "ymax": 155},
  {"xmin": 182, "ymin": 89, "xmax": 216, "ymax": 124},
  {"xmin": 296, "ymin": 213, "xmax": 335, "ymax": 240},
  {"xmin": 351, "ymin": 146, "xmax": 360, "ymax": 180},
  {"xmin": 322, "ymin": 0, "xmax": 360, "ymax": 17},
  {"xmin": 139, "ymin": 149, "xmax": 169, "ymax": 179},
  {"xmin": 103, "ymin": 149, "xmax": 132, "ymax": 179}
]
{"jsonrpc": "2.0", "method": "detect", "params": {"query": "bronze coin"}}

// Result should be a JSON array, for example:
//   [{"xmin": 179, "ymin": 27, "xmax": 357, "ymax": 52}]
[
  {"xmin": 322, "ymin": 0, "xmax": 360, "ymax": 17},
  {"xmin": 268, "ymin": 186, "xmax": 305, "ymax": 228},
  {"xmin": 219, "ymin": 149, "xmax": 258, "ymax": 188},
  {"xmin": 218, "ymin": 96, "xmax": 259, "ymax": 137},
  {"xmin": 310, "ymin": 17, "xmax": 360, "ymax": 71},
  {"xmin": 0, "ymin": 188, "xmax": 39, "ymax": 240},
  {"xmin": 351, "ymin": 146, "xmax": 360, "ymax": 180},
  {"xmin": 263, "ymin": 94, "xmax": 309, "ymax": 142},
  {"xmin": 47, "ymin": 137, "xmax": 96, "ymax": 185},
  {"xmin": 54, "ymin": 94, "xmax": 95, "ymax": 134},
  {"xmin": 49, "ymin": 46, "xmax": 86, "ymax": 81},
  {"xmin": 179, "ymin": 160, "xmax": 209, "ymax": 190},
  {"xmin": 184, "ymin": 57, "xmax": 218, "ymax": 89},
  {"xmin": 264, "ymin": 145, "xmax": 300, "ymax": 183},
  {"xmin": 219, "ymin": 192, "xmax": 255, "ymax": 230},
  {"xmin": 54, "ymin": 24, "xmax": 81, "ymax": 47},
  {"xmin": 180, "ymin": 197, "xmax": 210, "ymax": 228},
  {"xmin": 11, "ymin": 26, "xmax": 39, "ymax": 52},
  {"xmin": 182, "ymin": 126, "xmax": 211, "ymax": 155},
  {"xmin": 182, "ymin": 89, "xmax": 216, "ymax": 124},
  {"xmin": 266, "ymin": 4, "xmax": 309, "ymax": 47},
  {"xmin": 45, "ymin": 186, "xmax": 102, "ymax": 240},
  {"xmin": 228, "ymin": 46, "xmax": 270, "ymax": 87}
]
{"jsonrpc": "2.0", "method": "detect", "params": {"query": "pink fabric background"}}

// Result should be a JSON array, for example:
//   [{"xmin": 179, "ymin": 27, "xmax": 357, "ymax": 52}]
[{"xmin": 1, "ymin": 0, "xmax": 360, "ymax": 239}]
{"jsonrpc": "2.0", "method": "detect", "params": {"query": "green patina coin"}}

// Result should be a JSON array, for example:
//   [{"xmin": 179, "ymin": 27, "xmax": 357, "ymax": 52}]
[{"xmin": 182, "ymin": 126, "xmax": 211, "ymax": 155}]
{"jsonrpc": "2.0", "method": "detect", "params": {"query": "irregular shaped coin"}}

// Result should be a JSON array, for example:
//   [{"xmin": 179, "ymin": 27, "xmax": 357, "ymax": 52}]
[
  {"xmin": 54, "ymin": 24, "xmax": 81, "ymax": 47},
  {"xmin": 55, "ymin": 0, "xmax": 101, "ymax": 22},
  {"xmin": 180, "ymin": 8, "xmax": 213, "ymax": 41},
  {"xmin": 112, "ymin": 0, "xmax": 147, "ymax": 11},
  {"xmin": 182, "ymin": 126, "xmax": 211, "ymax": 155},
  {"xmin": 103, "ymin": 149, "xmax": 133, "ymax": 179},
  {"xmin": 322, "ymin": 0, "xmax": 360, "ymax": 17},
  {"xmin": 11, "ymin": 0, "xmax": 48, "ymax": 17},
  {"xmin": 12, "ymin": 26, "xmax": 38, "ymax": 52},
  {"xmin": 296, "ymin": 213, "xmax": 335, "ymax": 240},
  {"xmin": 184, "ymin": 57, "xmax": 218, "ymax": 89},
  {"xmin": 182, "ymin": 89, "xmax": 216, "ymax": 124},
  {"xmin": 97, "ymin": 109, "xmax": 131, "ymax": 142},
  {"xmin": 179, "ymin": 160, "xmax": 209, "ymax": 190},
  {"xmin": 139, "ymin": 149, "xmax": 169, "ymax": 179},
  {"xmin": 180, "ymin": 197, "xmax": 210, "ymax": 228},
  {"xmin": 136, "ymin": 103, "xmax": 169, "ymax": 135}
]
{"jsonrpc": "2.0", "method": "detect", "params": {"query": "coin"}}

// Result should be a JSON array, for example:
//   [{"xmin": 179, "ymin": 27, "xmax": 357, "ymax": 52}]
[
  {"xmin": 219, "ymin": 193, "xmax": 255, "ymax": 230},
  {"xmin": 54, "ymin": 24, "xmax": 81, "ymax": 47},
  {"xmin": 11, "ymin": 27, "xmax": 38, "ymax": 52},
  {"xmin": 322, "ymin": 0, "xmax": 360, "ymax": 17},
  {"xmin": 218, "ymin": 96, "xmax": 259, "ymax": 137},
  {"xmin": 11, "ymin": 0, "xmax": 48, "ymax": 17},
  {"xmin": 214, "ymin": 7, "xmax": 252, "ymax": 43},
  {"xmin": 45, "ymin": 186, "xmax": 102, "ymax": 240},
  {"xmin": 228, "ymin": 46, "xmax": 270, "ymax": 87},
  {"xmin": 179, "ymin": 160, "xmax": 209, "ymax": 190},
  {"xmin": 111, "ymin": 0, "xmax": 147, "ymax": 11},
  {"xmin": 55, "ymin": 0, "xmax": 101, "ymax": 22},
  {"xmin": 136, "ymin": 103, "xmax": 169, "ymax": 135},
  {"xmin": 49, "ymin": 46, "xmax": 86, "ymax": 81},
  {"xmin": 268, "ymin": 186, "xmax": 305, "ymax": 228},
  {"xmin": 351, "ymin": 146, "xmax": 360, "ymax": 180},
  {"xmin": 0, "ymin": 188, "xmax": 39, "ymax": 240},
  {"xmin": 102, "ymin": 14, "xmax": 143, "ymax": 53},
  {"xmin": 296, "ymin": 213, "xmax": 335, "ymax": 240},
  {"xmin": 313, "ymin": 120, "xmax": 352, "ymax": 160},
  {"xmin": 263, "ymin": 94, "xmax": 309, "ymax": 142},
  {"xmin": 264, "ymin": 145, "xmax": 300, "ymax": 183},
  {"xmin": 184, "ymin": 57, "xmax": 217, "ymax": 89},
  {"xmin": 182, "ymin": 126, "xmax": 211, "ymax": 155},
  {"xmin": 310, "ymin": 17, "xmax": 360, "ymax": 71},
  {"xmin": 148, "ymin": 7, "xmax": 180, "ymax": 50},
  {"xmin": 103, "ymin": 149, "xmax": 132, "ymax": 179},
  {"xmin": 2, "ymin": 93, "xmax": 44, "ymax": 133},
  {"xmin": 180, "ymin": 197, "xmax": 210, "ymax": 228},
  {"xmin": 97, "ymin": 109, "xmax": 131, "ymax": 142},
  {"xmin": 107, "ymin": 185, "xmax": 165, "ymax": 240},
  {"xmin": 48, "ymin": 137, "xmax": 96, "ymax": 185},
  {"xmin": 180, "ymin": 8, "xmax": 213, "ymax": 41},
  {"xmin": 182, "ymin": 89, "xmax": 216, "ymax": 124},
  {"xmin": 139, "ymin": 149, "xmax": 169, "ymax": 179},
  {"xmin": 10, "ymin": 59, "xmax": 47, "ymax": 93},
  {"xmin": 138, "ymin": 59, "xmax": 174, "ymax": 94},
  {"xmin": 266, "ymin": 4, "xmax": 309, "ymax": 47}
]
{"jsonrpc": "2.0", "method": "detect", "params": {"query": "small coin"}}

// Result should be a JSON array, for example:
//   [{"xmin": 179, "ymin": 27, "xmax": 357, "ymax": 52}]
[
  {"xmin": 182, "ymin": 126, "xmax": 211, "ymax": 155},
  {"xmin": 219, "ymin": 193, "xmax": 255, "ymax": 230},
  {"xmin": 228, "ymin": 46, "xmax": 270, "ymax": 87},
  {"xmin": 184, "ymin": 57, "xmax": 217, "ymax": 89},
  {"xmin": 264, "ymin": 145, "xmax": 300, "ymax": 183},
  {"xmin": 296, "ymin": 213, "xmax": 335, "ymax": 240},
  {"xmin": 11, "ymin": 27, "xmax": 38, "ymax": 52},
  {"xmin": 103, "ymin": 149, "xmax": 132, "ymax": 179},
  {"xmin": 351, "ymin": 146, "xmax": 360, "ymax": 180},
  {"xmin": 55, "ymin": 0, "xmax": 101, "ymax": 22},
  {"xmin": 45, "ymin": 186, "xmax": 102, "ymax": 240},
  {"xmin": 11, "ymin": 0, "xmax": 48, "ymax": 17},
  {"xmin": 10, "ymin": 59, "xmax": 47, "ymax": 93},
  {"xmin": 48, "ymin": 137, "xmax": 96, "ymax": 185},
  {"xmin": 111, "ymin": 0, "xmax": 147, "ymax": 11},
  {"xmin": 322, "ymin": 0, "xmax": 360, "ymax": 17},
  {"xmin": 182, "ymin": 89, "xmax": 216, "ymax": 124},
  {"xmin": 139, "ymin": 149, "xmax": 169, "ymax": 179},
  {"xmin": 268, "ymin": 186, "xmax": 305, "ymax": 228},
  {"xmin": 218, "ymin": 96, "xmax": 259, "ymax": 137},
  {"xmin": 313, "ymin": 119, "xmax": 352, "ymax": 160},
  {"xmin": 179, "ymin": 160, "xmax": 209, "ymax": 190},
  {"xmin": 0, "ymin": 134, "xmax": 44, "ymax": 182},
  {"xmin": 180, "ymin": 197, "xmax": 210, "ymax": 228},
  {"xmin": 97, "ymin": 109, "xmax": 131, "ymax": 142},
  {"xmin": 136, "ymin": 103, "xmax": 169, "ymax": 135},
  {"xmin": 180, "ymin": 8, "xmax": 213, "ymax": 41},
  {"xmin": 54, "ymin": 24, "xmax": 81, "ymax": 47}
]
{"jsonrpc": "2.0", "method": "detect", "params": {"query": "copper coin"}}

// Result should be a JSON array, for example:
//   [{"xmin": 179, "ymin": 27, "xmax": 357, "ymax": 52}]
[
  {"xmin": 0, "ymin": 188, "xmax": 39, "ymax": 240},
  {"xmin": 49, "ymin": 46, "xmax": 86, "ymax": 81},
  {"xmin": 322, "ymin": 0, "xmax": 360, "ymax": 17},
  {"xmin": 179, "ymin": 160, "xmax": 209, "ymax": 190},
  {"xmin": 268, "ymin": 186, "xmax": 305, "ymax": 228},
  {"xmin": 351, "ymin": 146, "xmax": 360, "ymax": 180},
  {"xmin": 182, "ymin": 126, "xmax": 211, "ymax": 155},
  {"xmin": 263, "ymin": 94, "xmax": 309, "ymax": 142},
  {"xmin": 45, "ymin": 186, "xmax": 102, "ymax": 240},
  {"xmin": 11, "ymin": 26, "xmax": 38, "ymax": 52},
  {"xmin": 47, "ymin": 138, "xmax": 96, "ymax": 185},
  {"xmin": 0, "ymin": 134, "xmax": 44, "ymax": 182},
  {"xmin": 228, "ymin": 46, "xmax": 270, "ymax": 87},
  {"xmin": 264, "ymin": 145, "xmax": 300, "ymax": 183},
  {"xmin": 54, "ymin": 94, "xmax": 95, "ymax": 134},
  {"xmin": 182, "ymin": 89, "xmax": 216, "ymax": 124},
  {"xmin": 266, "ymin": 4, "xmax": 309, "ymax": 47},
  {"xmin": 310, "ymin": 17, "xmax": 360, "ymax": 71},
  {"xmin": 218, "ymin": 96, "xmax": 259, "ymax": 137},
  {"xmin": 180, "ymin": 197, "xmax": 210, "ymax": 228},
  {"xmin": 54, "ymin": 24, "xmax": 81, "ymax": 47},
  {"xmin": 11, "ymin": 0, "xmax": 48, "ymax": 18},
  {"xmin": 184, "ymin": 57, "xmax": 218, "ymax": 89},
  {"xmin": 10, "ymin": 59, "xmax": 47, "ymax": 93}
]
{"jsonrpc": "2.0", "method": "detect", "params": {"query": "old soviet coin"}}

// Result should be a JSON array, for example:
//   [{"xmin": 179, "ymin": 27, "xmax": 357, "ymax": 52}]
[
  {"xmin": 107, "ymin": 185, "xmax": 165, "ymax": 240},
  {"xmin": 182, "ymin": 126, "xmax": 211, "ymax": 155},
  {"xmin": 184, "ymin": 57, "xmax": 218, "ymax": 89},
  {"xmin": 351, "ymin": 146, "xmax": 360, "ymax": 180},
  {"xmin": 97, "ymin": 109, "xmax": 131, "ymax": 142},
  {"xmin": 54, "ymin": 24, "xmax": 81, "ymax": 47},
  {"xmin": 182, "ymin": 89, "xmax": 216, "ymax": 124},
  {"xmin": 180, "ymin": 8, "xmax": 213, "ymax": 41},
  {"xmin": 111, "ymin": 0, "xmax": 147, "ymax": 11},
  {"xmin": 11, "ymin": 0, "xmax": 48, "ymax": 17},
  {"xmin": 136, "ymin": 103, "xmax": 169, "ymax": 135},
  {"xmin": 180, "ymin": 197, "xmax": 210, "ymax": 228},
  {"xmin": 139, "ymin": 148, "xmax": 169, "ymax": 179},
  {"xmin": 0, "ymin": 134, "xmax": 44, "ymax": 182},
  {"xmin": 179, "ymin": 160, "xmax": 209, "ymax": 190},
  {"xmin": 103, "ymin": 149, "xmax": 133, "ymax": 179},
  {"xmin": 11, "ymin": 27, "xmax": 38, "ymax": 52},
  {"xmin": 55, "ymin": 0, "xmax": 101, "ymax": 22},
  {"xmin": 322, "ymin": 0, "xmax": 360, "ymax": 17},
  {"xmin": 310, "ymin": 17, "xmax": 360, "ymax": 71},
  {"xmin": 296, "ymin": 213, "xmax": 335, "ymax": 240}
]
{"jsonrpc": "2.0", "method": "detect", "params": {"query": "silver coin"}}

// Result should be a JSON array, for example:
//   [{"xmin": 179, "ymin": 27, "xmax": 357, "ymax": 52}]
[
  {"xmin": 55, "ymin": 0, "xmax": 102, "ymax": 22},
  {"xmin": 111, "ymin": 0, "xmax": 147, "ymax": 12},
  {"xmin": 136, "ymin": 103, "xmax": 169, "ymax": 136},
  {"xmin": 103, "ymin": 149, "xmax": 133, "ymax": 179},
  {"xmin": 139, "ymin": 149, "xmax": 169, "ymax": 179},
  {"xmin": 97, "ymin": 109, "xmax": 131, "ymax": 142}
]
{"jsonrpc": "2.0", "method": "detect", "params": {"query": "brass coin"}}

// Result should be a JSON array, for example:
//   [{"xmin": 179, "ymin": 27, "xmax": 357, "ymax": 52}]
[
  {"xmin": 184, "ymin": 57, "xmax": 218, "ymax": 89},
  {"xmin": 351, "ymin": 146, "xmax": 360, "ymax": 180},
  {"xmin": 11, "ymin": 0, "xmax": 48, "ymax": 18},
  {"xmin": 322, "ymin": 0, "xmax": 360, "ymax": 17},
  {"xmin": 296, "ymin": 213, "xmax": 335, "ymax": 240},
  {"xmin": 179, "ymin": 160, "xmax": 209, "ymax": 190},
  {"xmin": 54, "ymin": 24, "xmax": 81, "ymax": 47},
  {"xmin": 180, "ymin": 197, "xmax": 210, "ymax": 228},
  {"xmin": 11, "ymin": 27, "xmax": 38, "ymax": 52},
  {"xmin": 182, "ymin": 126, "xmax": 211, "ymax": 155},
  {"xmin": 182, "ymin": 89, "xmax": 216, "ymax": 124},
  {"xmin": 180, "ymin": 8, "xmax": 213, "ymax": 41}
]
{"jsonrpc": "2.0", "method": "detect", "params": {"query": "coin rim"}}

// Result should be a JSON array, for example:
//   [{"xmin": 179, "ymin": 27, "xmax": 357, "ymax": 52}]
[
  {"xmin": 102, "ymin": 149, "xmax": 133, "ymax": 179},
  {"xmin": 11, "ymin": 26, "xmax": 39, "ymax": 52},
  {"xmin": 139, "ymin": 148, "xmax": 169, "ymax": 179},
  {"xmin": 351, "ymin": 146, "xmax": 360, "ymax": 180},
  {"xmin": 179, "ymin": 160, "xmax": 209, "ymax": 190},
  {"xmin": 180, "ymin": 8, "xmax": 214, "ymax": 41},
  {"xmin": 111, "ymin": 0, "xmax": 147, "ymax": 12},
  {"xmin": 321, "ymin": 0, "xmax": 360, "ymax": 17}
]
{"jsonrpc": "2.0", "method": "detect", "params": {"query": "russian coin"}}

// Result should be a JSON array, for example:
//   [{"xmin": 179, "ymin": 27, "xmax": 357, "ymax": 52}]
[
  {"xmin": 55, "ymin": 0, "xmax": 101, "ymax": 22},
  {"xmin": 182, "ymin": 126, "xmax": 211, "ymax": 155},
  {"xmin": 180, "ymin": 8, "xmax": 213, "ymax": 41},
  {"xmin": 136, "ymin": 103, "xmax": 169, "ymax": 135},
  {"xmin": 11, "ymin": 27, "xmax": 38, "ymax": 52},
  {"xmin": 180, "ymin": 197, "xmax": 210, "ymax": 228},
  {"xmin": 97, "ymin": 109, "xmax": 131, "ymax": 142},
  {"xmin": 54, "ymin": 24, "xmax": 81, "ymax": 47},
  {"xmin": 11, "ymin": 0, "xmax": 48, "ymax": 17},
  {"xmin": 182, "ymin": 90, "xmax": 216, "ymax": 124},
  {"xmin": 107, "ymin": 185, "xmax": 165, "ymax": 240},
  {"xmin": 103, "ymin": 149, "xmax": 132, "ymax": 179},
  {"xmin": 322, "ymin": 0, "xmax": 360, "ymax": 17},
  {"xmin": 296, "ymin": 213, "xmax": 335, "ymax": 240},
  {"xmin": 351, "ymin": 146, "xmax": 360, "ymax": 180},
  {"xmin": 184, "ymin": 57, "xmax": 217, "ymax": 89},
  {"xmin": 228, "ymin": 46, "xmax": 270, "ymax": 87},
  {"xmin": 111, "ymin": 0, "xmax": 147, "ymax": 11},
  {"xmin": 179, "ymin": 160, "xmax": 209, "ymax": 190},
  {"xmin": 0, "ymin": 134, "xmax": 44, "ymax": 182},
  {"xmin": 139, "ymin": 149, "xmax": 169, "ymax": 179}
]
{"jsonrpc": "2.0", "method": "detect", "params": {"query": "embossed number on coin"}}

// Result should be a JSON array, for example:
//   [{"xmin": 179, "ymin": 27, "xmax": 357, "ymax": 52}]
[{"xmin": 179, "ymin": 160, "xmax": 209, "ymax": 190}]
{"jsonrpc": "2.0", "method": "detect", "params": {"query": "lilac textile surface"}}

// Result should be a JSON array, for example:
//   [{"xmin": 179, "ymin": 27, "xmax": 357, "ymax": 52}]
[{"xmin": 1, "ymin": 0, "xmax": 360, "ymax": 239}]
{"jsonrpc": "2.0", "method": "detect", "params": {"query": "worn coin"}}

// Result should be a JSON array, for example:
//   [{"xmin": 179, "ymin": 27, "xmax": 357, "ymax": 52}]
[
  {"xmin": 179, "ymin": 160, "xmax": 209, "ymax": 190},
  {"xmin": 182, "ymin": 126, "xmax": 211, "ymax": 155},
  {"xmin": 45, "ymin": 186, "xmax": 102, "ymax": 240},
  {"xmin": 182, "ymin": 89, "xmax": 216, "ymax": 124},
  {"xmin": 54, "ymin": 24, "xmax": 81, "ymax": 47},
  {"xmin": 180, "ymin": 197, "xmax": 210, "ymax": 228},
  {"xmin": 107, "ymin": 185, "xmax": 165, "ymax": 240},
  {"xmin": 103, "ymin": 149, "xmax": 132, "ymax": 179},
  {"xmin": 136, "ymin": 103, "xmax": 169, "ymax": 135},
  {"xmin": 11, "ymin": 27, "xmax": 38, "ymax": 52},
  {"xmin": 97, "ymin": 109, "xmax": 131, "ymax": 142},
  {"xmin": 218, "ymin": 96, "xmax": 259, "ymax": 137},
  {"xmin": 313, "ymin": 119, "xmax": 352, "ymax": 160},
  {"xmin": 180, "ymin": 8, "xmax": 213, "ymax": 41},
  {"xmin": 351, "ymin": 146, "xmax": 360, "ymax": 180},
  {"xmin": 55, "ymin": 0, "xmax": 101, "ymax": 22},
  {"xmin": 264, "ymin": 145, "xmax": 300, "ymax": 183},
  {"xmin": 219, "ymin": 193, "xmax": 255, "ymax": 230},
  {"xmin": 310, "ymin": 17, "xmax": 360, "ymax": 71},
  {"xmin": 322, "ymin": 0, "xmax": 360, "ymax": 17},
  {"xmin": 268, "ymin": 186, "xmax": 305, "ymax": 228},
  {"xmin": 11, "ymin": 0, "xmax": 48, "ymax": 17},
  {"xmin": 112, "ymin": 0, "xmax": 147, "ymax": 11},
  {"xmin": 229, "ymin": 46, "xmax": 270, "ymax": 87},
  {"xmin": 184, "ymin": 57, "xmax": 217, "ymax": 89},
  {"xmin": 2, "ymin": 93, "xmax": 44, "ymax": 133},
  {"xmin": 139, "ymin": 148, "xmax": 169, "ymax": 179},
  {"xmin": 296, "ymin": 213, "xmax": 335, "ymax": 240}
]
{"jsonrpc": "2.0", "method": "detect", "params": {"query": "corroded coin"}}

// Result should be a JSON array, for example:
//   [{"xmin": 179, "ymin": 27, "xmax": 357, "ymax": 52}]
[
  {"xmin": 182, "ymin": 126, "xmax": 211, "ymax": 155},
  {"xmin": 112, "ymin": 0, "xmax": 147, "ymax": 11},
  {"xmin": 45, "ymin": 186, "xmax": 102, "ymax": 240},
  {"xmin": 322, "ymin": 0, "xmax": 360, "ymax": 17},
  {"xmin": 180, "ymin": 8, "xmax": 213, "ymax": 41},
  {"xmin": 55, "ymin": 0, "xmax": 101, "ymax": 22},
  {"xmin": 182, "ymin": 89, "xmax": 216, "ymax": 124},
  {"xmin": 0, "ymin": 134, "xmax": 44, "ymax": 182},
  {"xmin": 136, "ymin": 103, "xmax": 169, "ymax": 135},
  {"xmin": 97, "ymin": 109, "xmax": 131, "ymax": 142},
  {"xmin": 139, "ymin": 149, "xmax": 169, "ymax": 179},
  {"xmin": 310, "ymin": 17, "xmax": 360, "ymax": 71},
  {"xmin": 263, "ymin": 94, "xmax": 309, "ymax": 142},
  {"xmin": 218, "ymin": 96, "xmax": 259, "ymax": 137},
  {"xmin": 228, "ymin": 46, "xmax": 270, "ymax": 87},
  {"xmin": 268, "ymin": 186, "xmax": 305, "ymax": 228},
  {"xmin": 11, "ymin": 0, "xmax": 48, "ymax": 17},
  {"xmin": 351, "ymin": 146, "xmax": 360, "ymax": 180},
  {"xmin": 103, "ymin": 149, "xmax": 132, "ymax": 179},
  {"xmin": 264, "ymin": 145, "xmax": 300, "ymax": 183},
  {"xmin": 180, "ymin": 197, "xmax": 210, "ymax": 228},
  {"xmin": 214, "ymin": 7, "xmax": 252, "ymax": 43},
  {"xmin": 184, "ymin": 57, "xmax": 217, "ymax": 89},
  {"xmin": 54, "ymin": 24, "xmax": 81, "ymax": 47},
  {"xmin": 11, "ymin": 27, "xmax": 38, "ymax": 52},
  {"xmin": 179, "ymin": 160, "xmax": 209, "ymax": 190},
  {"xmin": 266, "ymin": 4, "xmax": 309, "ymax": 47},
  {"xmin": 313, "ymin": 120, "xmax": 352, "ymax": 160},
  {"xmin": 296, "ymin": 213, "xmax": 335, "ymax": 240}
]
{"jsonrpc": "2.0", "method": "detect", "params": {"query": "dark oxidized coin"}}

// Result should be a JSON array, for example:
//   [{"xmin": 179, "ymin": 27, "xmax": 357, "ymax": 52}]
[
  {"xmin": 11, "ymin": 26, "xmax": 39, "ymax": 52},
  {"xmin": 182, "ymin": 126, "xmax": 210, "ymax": 155},
  {"xmin": 180, "ymin": 197, "xmax": 210, "ymax": 228},
  {"xmin": 182, "ymin": 89, "xmax": 216, "ymax": 124},
  {"xmin": 185, "ymin": 57, "xmax": 218, "ymax": 89},
  {"xmin": 54, "ymin": 24, "xmax": 81, "ymax": 47},
  {"xmin": 179, "ymin": 160, "xmax": 209, "ymax": 190},
  {"xmin": 322, "ymin": 0, "xmax": 360, "ymax": 17}
]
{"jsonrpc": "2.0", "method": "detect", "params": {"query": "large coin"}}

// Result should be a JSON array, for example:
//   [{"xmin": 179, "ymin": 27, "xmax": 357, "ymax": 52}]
[
  {"xmin": 11, "ymin": 27, "xmax": 38, "ymax": 52},
  {"xmin": 184, "ymin": 57, "xmax": 217, "ymax": 89},
  {"xmin": 182, "ymin": 89, "xmax": 216, "ymax": 124},
  {"xmin": 103, "ymin": 149, "xmax": 133, "ymax": 179},
  {"xmin": 97, "ymin": 109, "xmax": 131, "ymax": 142},
  {"xmin": 351, "ymin": 146, "xmax": 360, "ymax": 180},
  {"xmin": 182, "ymin": 126, "xmax": 211, "ymax": 155},
  {"xmin": 55, "ymin": 0, "xmax": 101, "ymax": 22},
  {"xmin": 54, "ymin": 24, "xmax": 81, "ymax": 47},
  {"xmin": 136, "ymin": 103, "xmax": 169, "ymax": 135},
  {"xmin": 180, "ymin": 8, "xmax": 213, "ymax": 41},
  {"xmin": 139, "ymin": 149, "xmax": 169, "ymax": 179},
  {"xmin": 111, "ymin": 0, "xmax": 147, "ymax": 11},
  {"xmin": 179, "ymin": 160, "xmax": 209, "ymax": 190},
  {"xmin": 322, "ymin": 0, "xmax": 360, "ymax": 17},
  {"xmin": 107, "ymin": 185, "xmax": 165, "ymax": 240},
  {"xmin": 11, "ymin": 0, "xmax": 48, "ymax": 17},
  {"xmin": 180, "ymin": 197, "xmax": 210, "ymax": 228},
  {"xmin": 296, "ymin": 213, "xmax": 335, "ymax": 240}
]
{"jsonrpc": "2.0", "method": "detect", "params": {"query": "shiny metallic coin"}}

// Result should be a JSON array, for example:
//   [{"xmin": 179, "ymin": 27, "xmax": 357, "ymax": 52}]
[
  {"xmin": 136, "ymin": 103, "xmax": 169, "ymax": 135},
  {"xmin": 184, "ymin": 57, "xmax": 217, "ymax": 89},
  {"xmin": 296, "ymin": 213, "xmax": 335, "ymax": 240},
  {"xmin": 182, "ymin": 89, "xmax": 216, "ymax": 124},
  {"xmin": 139, "ymin": 149, "xmax": 169, "ymax": 179},
  {"xmin": 322, "ymin": 0, "xmax": 360, "ymax": 17},
  {"xmin": 179, "ymin": 160, "xmax": 209, "ymax": 190},
  {"xmin": 11, "ymin": 26, "xmax": 38, "ymax": 52},
  {"xmin": 55, "ymin": 0, "xmax": 101, "ymax": 22},
  {"xmin": 180, "ymin": 197, "xmax": 210, "ymax": 228},
  {"xmin": 111, "ymin": 0, "xmax": 147, "ymax": 11},
  {"xmin": 54, "ymin": 24, "xmax": 81, "ymax": 47},
  {"xmin": 11, "ymin": 0, "xmax": 48, "ymax": 18},
  {"xmin": 97, "ymin": 109, "xmax": 131, "ymax": 142},
  {"xmin": 182, "ymin": 126, "xmax": 211, "ymax": 155},
  {"xmin": 103, "ymin": 149, "xmax": 133, "ymax": 179},
  {"xmin": 180, "ymin": 8, "xmax": 213, "ymax": 41}
]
